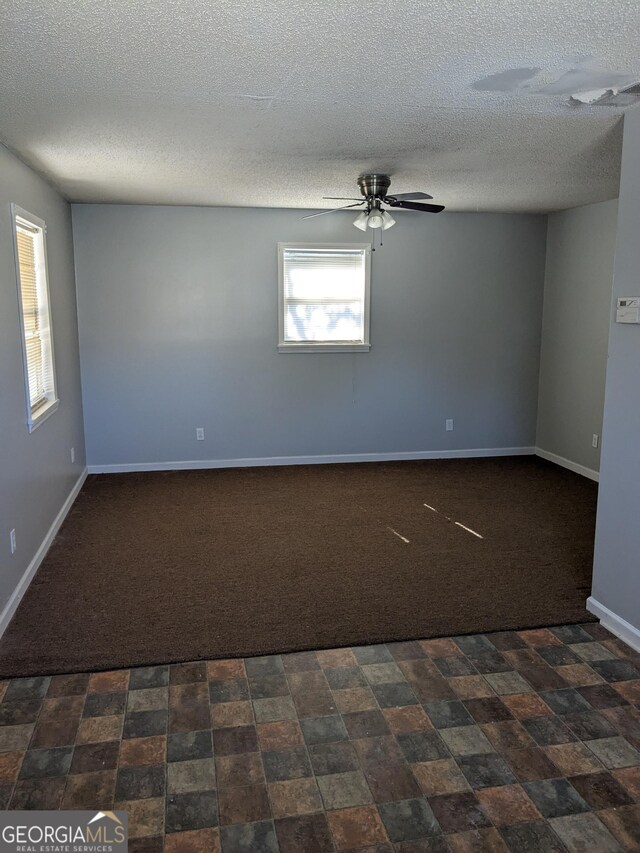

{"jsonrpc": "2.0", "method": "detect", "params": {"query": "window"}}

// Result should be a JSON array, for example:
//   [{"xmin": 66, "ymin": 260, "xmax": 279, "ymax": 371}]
[
  {"xmin": 12, "ymin": 205, "xmax": 58, "ymax": 431},
  {"xmin": 278, "ymin": 243, "xmax": 371, "ymax": 352}
]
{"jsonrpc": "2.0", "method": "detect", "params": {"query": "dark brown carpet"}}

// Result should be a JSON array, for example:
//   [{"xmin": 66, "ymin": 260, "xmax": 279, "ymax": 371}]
[{"xmin": 0, "ymin": 457, "xmax": 597, "ymax": 677}]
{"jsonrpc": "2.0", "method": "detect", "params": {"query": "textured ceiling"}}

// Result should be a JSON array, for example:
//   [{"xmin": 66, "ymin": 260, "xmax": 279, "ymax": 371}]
[{"xmin": 1, "ymin": 0, "xmax": 639, "ymax": 212}]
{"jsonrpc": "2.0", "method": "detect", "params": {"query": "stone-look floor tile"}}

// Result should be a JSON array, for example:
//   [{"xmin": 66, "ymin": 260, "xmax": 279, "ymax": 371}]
[
  {"xmin": 252, "ymin": 695, "xmax": 297, "ymax": 723},
  {"xmin": 358, "ymin": 759, "xmax": 422, "ymax": 804},
  {"xmin": 129, "ymin": 666, "xmax": 169, "ymax": 690},
  {"xmin": 569, "ymin": 642, "xmax": 617, "ymax": 663},
  {"xmin": 539, "ymin": 688, "xmax": 592, "ymax": 716},
  {"xmin": 522, "ymin": 715, "xmax": 576, "ymax": 746},
  {"xmin": 447, "ymin": 827, "xmax": 509, "ymax": 852},
  {"xmin": 398, "ymin": 659, "xmax": 439, "ymax": 681},
  {"xmin": 0, "ymin": 751, "xmax": 23, "ymax": 783},
  {"xmin": 206, "ymin": 659, "xmax": 246, "ymax": 681},
  {"xmin": 612, "ymin": 679, "xmax": 640, "ymax": 703},
  {"xmin": 421, "ymin": 638, "xmax": 464, "ymax": 657},
  {"xmin": 123, "ymin": 710, "xmax": 167, "ymax": 740},
  {"xmin": 269, "ymin": 777, "xmax": 323, "ymax": 818},
  {"xmin": 71, "ymin": 740, "xmax": 120, "ymax": 774},
  {"xmin": 598, "ymin": 804, "xmax": 640, "ymax": 850},
  {"xmin": 550, "ymin": 813, "xmax": 623, "ymax": 852},
  {"xmin": 218, "ymin": 783, "xmax": 271, "ymax": 825},
  {"xmin": 170, "ymin": 662, "xmax": 208, "ymax": 684},
  {"xmin": 464, "ymin": 697, "xmax": 513, "ymax": 724},
  {"xmin": 523, "ymin": 778, "xmax": 590, "ymax": 819},
  {"xmin": 476, "ymin": 784, "xmax": 541, "ymax": 825},
  {"xmin": 362, "ymin": 663, "xmax": 406, "ymax": 685},
  {"xmin": 439, "ymin": 725, "xmax": 493, "ymax": 756},
  {"xmin": 453, "ymin": 636, "xmax": 497, "ymax": 657},
  {"xmin": 519, "ymin": 629, "xmax": 563, "ymax": 648},
  {"xmin": 578, "ymin": 684, "xmax": 628, "ymax": 709},
  {"xmin": 424, "ymin": 700, "xmax": 474, "ymax": 730},
  {"xmin": 556, "ymin": 664, "xmax": 605, "ymax": 688},
  {"xmin": 327, "ymin": 804, "xmax": 389, "ymax": 849},
  {"xmin": 484, "ymin": 672, "xmax": 533, "ymax": 695},
  {"xmin": 0, "ymin": 699, "xmax": 45, "ymax": 727},
  {"xmin": 343, "ymin": 711, "xmax": 390, "ymax": 740},
  {"xmin": 586, "ymin": 735, "xmax": 640, "ymax": 769},
  {"xmin": 480, "ymin": 720, "xmax": 534, "ymax": 752},
  {"xmin": 388, "ymin": 641, "xmax": 427, "ymax": 662},
  {"xmin": 457, "ymin": 753, "xmax": 516, "ymax": 789},
  {"xmin": 167, "ymin": 730, "xmax": 212, "ymax": 763},
  {"xmin": 447, "ymin": 676, "xmax": 494, "ymax": 700},
  {"xmin": 396, "ymin": 731, "xmax": 449, "ymax": 764},
  {"xmin": 219, "ymin": 819, "xmax": 279, "ymax": 853},
  {"xmin": 317, "ymin": 770, "xmax": 373, "ymax": 810},
  {"xmin": 263, "ymin": 745, "xmax": 312, "ymax": 782},
  {"xmin": 88, "ymin": 670, "xmax": 130, "ymax": 693},
  {"xmin": 167, "ymin": 758, "xmax": 216, "ymax": 794},
  {"xmin": 325, "ymin": 666, "xmax": 367, "ymax": 690},
  {"xmin": 502, "ymin": 747, "xmax": 560, "ymax": 783},
  {"xmin": 30, "ymin": 716, "xmax": 79, "ymax": 748},
  {"xmin": 165, "ymin": 827, "xmax": 221, "ymax": 853},
  {"xmin": 127, "ymin": 836, "xmax": 165, "ymax": 852},
  {"xmin": 543, "ymin": 742, "xmax": 603, "ymax": 776},
  {"xmin": 169, "ymin": 683, "xmax": 210, "ymax": 733},
  {"xmin": 257, "ymin": 720, "xmax": 304, "ymax": 751},
  {"xmin": 47, "ymin": 673, "xmax": 90, "ymax": 697},
  {"xmin": 245, "ymin": 655, "xmax": 284, "ymax": 678},
  {"xmin": 383, "ymin": 707, "xmax": 433, "ymax": 734},
  {"xmin": 378, "ymin": 798, "xmax": 439, "ymax": 843},
  {"xmin": 301, "ymin": 714, "xmax": 349, "ymax": 745},
  {"xmin": 333, "ymin": 688, "xmax": 378, "ymax": 714},
  {"xmin": 568, "ymin": 770, "xmax": 634, "ymax": 809},
  {"xmin": 248, "ymin": 675, "xmax": 290, "ymax": 700},
  {"xmin": 406, "ymin": 675, "xmax": 455, "ymax": 704},
  {"xmin": 127, "ymin": 687, "xmax": 168, "ymax": 713},
  {"xmin": 0, "ymin": 724, "xmax": 34, "ymax": 752},
  {"xmin": 467, "ymin": 650, "xmax": 510, "ymax": 675},
  {"xmin": 428, "ymin": 792, "xmax": 491, "ymax": 833},
  {"xmin": 62, "ymin": 769, "xmax": 116, "ymax": 808},
  {"xmin": 19, "ymin": 746, "xmax": 72, "ymax": 779},
  {"xmin": 613, "ymin": 765, "xmax": 640, "ymax": 800},
  {"xmin": 216, "ymin": 752, "xmax": 265, "ymax": 787},
  {"xmin": 213, "ymin": 725, "xmax": 259, "ymax": 756},
  {"xmin": 500, "ymin": 693, "xmax": 552, "ymax": 719},
  {"xmin": 10, "ymin": 777, "xmax": 66, "ymax": 809},
  {"xmin": 592, "ymin": 659, "xmax": 640, "ymax": 683},
  {"xmin": 209, "ymin": 678, "xmax": 250, "ymax": 704},
  {"xmin": 211, "ymin": 700, "xmax": 253, "ymax": 729},
  {"xmin": 550, "ymin": 625, "xmax": 594, "ymax": 645},
  {"xmin": 316, "ymin": 648, "xmax": 359, "ymax": 670},
  {"xmin": 566, "ymin": 710, "xmax": 620, "ymax": 742},
  {"xmin": 433, "ymin": 656, "xmax": 477, "ymax": 678},
  {"xmin": 116, "ymin": 796, "xmax": 165, "ymax": 837},
  {"xmin": 352, "ymin": 646, "xmax": 393, "ymax": 665},
  {"xmin": 76, "ymin": 716, "xmax": 122, "ymax": 743},
  {"xmin": 115, "ymin": 764, "xmax": 165, "ymax": 800},
  {"xmin": 283, "ymin": 651, "xmax": 321, "ymax": 673},
  {"xmin": 274, "ymin": 812, "xmax": 334, "ymax": 853},
  {"xmin": 499, "ymin": 820, "xmax": 567, "ymax": 852},
  {"xmin": 165, "ymin": 790, "xmax": 218, "ymax": 833},
  {"xmin": 5, "ymin": 677, "xmax": 50, "ymax": 702},
  {"xmin": 84, "ymin": 690, "xmax": 127, "ymax": 717},
  {"xmin": 412, "ymin": 758, "xmax": 469, "ymax": 796},
  {"xmin": 308, "ymin": 741, "xmax": 360, "ymax": 777},
  {"xmin": 119, "ymin": 735, "xmax": 166, "ymax": 767},
  {"xmin": 536, "ymin": 645, "xmax": 582, "ymax": 667}
]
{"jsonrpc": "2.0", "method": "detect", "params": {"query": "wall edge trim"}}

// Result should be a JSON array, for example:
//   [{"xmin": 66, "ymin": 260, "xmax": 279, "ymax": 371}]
[
  {"xmin": 587, "ymin": 596, "xmax": 640, "ymax": 653},
  {"xmin": 535, "ymin": 447, "xmax": 599, "ymax": 482}
]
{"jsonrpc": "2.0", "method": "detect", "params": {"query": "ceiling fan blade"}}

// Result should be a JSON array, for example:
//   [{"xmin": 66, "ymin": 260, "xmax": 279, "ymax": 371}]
[
  {"xmin": 302, "ymin": 202, "xmax": 364, "ymax": 220},
  {"xmin": 322, "ymin": 197, "xmax": 363, "ymax": 201},
  {"xmin": 387, "ymin": 200, "xmax": 445, "ymax": 213},
  {"xmin": 386, "ymin": 191, "xmax": 433, "ymax": 201}
]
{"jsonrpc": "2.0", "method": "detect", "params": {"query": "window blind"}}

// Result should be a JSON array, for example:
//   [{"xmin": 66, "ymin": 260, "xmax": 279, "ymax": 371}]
[
  {"xmin": 15, "ymin": 217, "xmax": 54, "ymax": 413},
  {"xmin": 282, "ymin": 247, "xmax": 367, "ymax": 343}
]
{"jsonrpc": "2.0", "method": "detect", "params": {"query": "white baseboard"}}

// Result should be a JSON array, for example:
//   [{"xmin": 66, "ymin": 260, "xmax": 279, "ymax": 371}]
[
  {"xmin": 535, "ymin": 447, "xmax": 599, "ymax": 482},
  {"xmin": 0, "ymin": 468, "xmax": 88, "ymax": 638},
  {"xmin": 87, "ymin": 446, "xmax": 536, "ymax": 474},
  {"xmin": 587, "ymin": 597, "xmax": 640, "ymax": 653}
]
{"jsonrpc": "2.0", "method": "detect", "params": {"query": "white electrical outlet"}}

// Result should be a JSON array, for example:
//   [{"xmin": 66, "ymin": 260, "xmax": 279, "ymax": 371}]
[
  {"xmin": 592, "ymin": 433, "xmax": 599, "ymax": 448},
  {"xmin": 70, "ymin": 447, "xmax": 75, "ymax": 463},
  {"xmin": 445, "ymin": 419, "xmax": 454, "ymax": 432},
  {"xmin": 9, "ymin": 529, "xmax": 16, "ymax": 555},
  {"xmin": 196, "ymin": 427, "xmax": 205, "ymax": 441}
]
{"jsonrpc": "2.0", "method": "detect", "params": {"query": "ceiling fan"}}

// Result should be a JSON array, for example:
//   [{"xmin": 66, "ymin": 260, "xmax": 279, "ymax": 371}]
[{"xmin": 304, "ymin": 174, "xmax": 445, "ymax": 231}]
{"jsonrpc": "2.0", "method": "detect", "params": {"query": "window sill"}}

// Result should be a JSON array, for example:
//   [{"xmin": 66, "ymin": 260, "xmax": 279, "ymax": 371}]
[
  {"xmin": 278, "ymin": 343, "xmax": 371, "ymax": 353},
  {"xmin": 28, "ymin": 399, "xmax": 59, "ymax": 433}
]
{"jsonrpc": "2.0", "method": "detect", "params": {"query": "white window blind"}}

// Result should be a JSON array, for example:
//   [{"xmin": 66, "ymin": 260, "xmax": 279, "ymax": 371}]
[
  {"xmin": 278, "ymin": 244, "xmax": 371, "ymax": 352},
  {"xmin": 13, "ymin": 207, "xmax": 58, "ymax": 431}
]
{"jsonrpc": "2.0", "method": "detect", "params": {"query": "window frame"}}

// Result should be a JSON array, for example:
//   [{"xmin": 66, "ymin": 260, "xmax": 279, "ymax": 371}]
[
  {"xmin": 277, "ymin": 242, "xmax": 372, "ymax": 353},
  {"xmin": 11, "ymin": 204, "xmax": 59, "ymax": 432}
]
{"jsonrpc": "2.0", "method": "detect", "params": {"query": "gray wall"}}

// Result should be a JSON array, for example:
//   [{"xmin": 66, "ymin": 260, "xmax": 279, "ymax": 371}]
[
  {"xmin": 72, "ymin": 204, "xmax": 547, "ymax": 467},
  {"xmin": 536, "ymin": 200, "xmax": 617, "ymax": 472},
  {"xmin": 592, "ymin": 109, "xmax": 640, "ymax": 635},
  {"xmin": 0, "ymin": 145, "xmax": 86, "ymax": 610}
]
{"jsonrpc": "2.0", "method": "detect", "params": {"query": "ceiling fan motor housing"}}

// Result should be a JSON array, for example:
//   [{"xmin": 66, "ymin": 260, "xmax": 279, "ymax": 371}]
[{"xmin": 358, "ymin": 174, "xmax": 391, "ymax": 200}]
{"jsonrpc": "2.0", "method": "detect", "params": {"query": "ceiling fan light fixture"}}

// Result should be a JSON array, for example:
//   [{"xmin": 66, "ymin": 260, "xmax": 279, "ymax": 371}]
[
  {"xmin": 366, "ymin": 208, "xmax": 385, "ymax": 229},
  {"xmin": 381, "ymin": 211, "xmax": 396, "ymax": 230},
  {"xmin": 353, "ymin": 211, "xmax": 368, "ymax": 231}
]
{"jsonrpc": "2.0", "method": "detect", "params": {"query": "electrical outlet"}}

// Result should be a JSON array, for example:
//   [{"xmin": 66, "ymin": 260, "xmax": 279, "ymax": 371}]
[
  {"xmin": 592, "ymin": 433, "xmax": 599, "ymax": 448},
  {"xmin": 9, "ymin": 529, "xmax": 16, "ymax": 555},
  {"xmin": 196, "ymin": 427, "xmax": 205, "ymax": 441},
  {"xmin": 70, "ymin": 447, "xmax": 75, "ymax": 463},
  {"xmin": 446, "ymin": 419, "xmax": 454, "ymax": 432}
]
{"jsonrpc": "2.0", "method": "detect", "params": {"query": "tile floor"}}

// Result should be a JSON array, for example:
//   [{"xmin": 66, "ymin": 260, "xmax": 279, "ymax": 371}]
[{"xmin": 0, "ymin": 622, "xmax": 639, "ymax": 851}]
